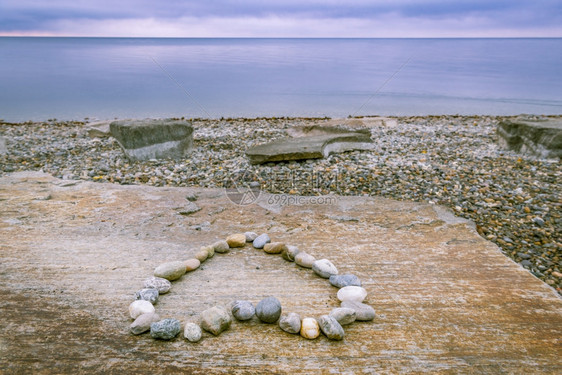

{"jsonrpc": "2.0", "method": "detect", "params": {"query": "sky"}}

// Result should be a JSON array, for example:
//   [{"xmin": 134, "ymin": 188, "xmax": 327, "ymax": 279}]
[{"xmin": 0, "ymin": 0, "xmax": 561, "ymax": 38}]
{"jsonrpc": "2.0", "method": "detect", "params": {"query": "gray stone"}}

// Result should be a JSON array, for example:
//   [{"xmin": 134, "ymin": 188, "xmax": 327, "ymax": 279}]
[
  {"xmin": 279, "ymin": 312, "xmax": 301, "ymax": 334},
  {"xmin": 110, "ymin": 119, "xmax": 194, "ymax": 161},
  {"xmin": 183, "ymin": 322, "xmax": 202, "ymax": 342},
  {"xmin": 341, "ymin": 301, "xmax": 376, "ymax": 321},
  {"xmin": 318, "ymin": 315, "xmax": 345, "ymax": 340},
  {"xmin": 134, "ymin": 288, "xmax": 159, "ymax": 304},
  {"xmin": 329, "ymin": 307, "xmax": 356, "ymax": 325},
  {"xmin": 281, "ymin": 245, "xmax": 300, "ymax": 261},
  {"xmin": 232, "ymin": 300, "xmax": 255, "ymax": 321},
  {"xmin": 245, "ymin": 232, "xmax": 258, "ymax": 242},
  {"xmin": 130, "ymin": 312, "xmax": 160, "ymax": 335},
  {"xmin": 497, "ymin": 118, "xmax": 562, "ymax": 159},
  {"xmin": 212, "ymin": 240, "xmax": 230, "ymax": 253},
  {"xmin": 0, "ymin": 136, "xmax": 7, "ymax": 155},
  {"xmin": 246, "ymin": 133, "xmax": 373, "ymax": 164},
  {"xmin": 150, "ymin": 318, "xmax": 181, "ymax": 340},
  {"xmin": 153, "ymin": 261, "xmax": 186, "ymax": 281},
  {"xmin": 143, "ymin": 276, "xmax": 172, "ymax": 294},
  {"xmin": 86, "ymin": 121, "xmax": 111, "ymax": 138},
  {"xmin": 312, "ymin": 259, "xmax": 338, "ymax": 278},
  {"xmin": 252, "ymin": 233, "xmax": 271, "ymax": 249},
  {"xmin": 255, "ymin": 296, "xmax": 282, "ymax": 323},
  {"xmin": 200, "ymin": 306, "xmax": 232, "ymax": 336},
  {"xmin": 329, "ymin": 274, "xmax": 362, "ymax": 288}
]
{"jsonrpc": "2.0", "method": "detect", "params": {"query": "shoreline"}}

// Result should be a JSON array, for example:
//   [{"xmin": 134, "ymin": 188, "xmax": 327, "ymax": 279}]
[{"xmin": 0, "ymin": 115, "xmax": 560, "ymax": 294}]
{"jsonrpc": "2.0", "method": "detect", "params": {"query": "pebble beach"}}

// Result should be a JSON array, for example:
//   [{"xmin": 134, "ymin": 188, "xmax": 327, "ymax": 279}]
[{"xmin": 0, "ymin": 115, "xmax": 560, "ymax": 294}]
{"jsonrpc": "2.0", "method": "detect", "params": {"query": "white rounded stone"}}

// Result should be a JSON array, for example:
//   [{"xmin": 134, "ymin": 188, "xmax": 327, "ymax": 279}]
[
  {"xmin": 300, "ymin": 317, "xmax": 320, "ymax": 339},
  {"xmin": 184, "ymin": 322, "xmax": 202, "ymax": 342},
  {"xmin": 337, "ymin": 286, "xmax": 368, "ymax": 303},
  {"xmin": 312, "ymin": 259, "xmax": 338, "ymax": 278},
  {"xmin": 129, "ymin": 300, "xmax": 155, "ymax": 319}
]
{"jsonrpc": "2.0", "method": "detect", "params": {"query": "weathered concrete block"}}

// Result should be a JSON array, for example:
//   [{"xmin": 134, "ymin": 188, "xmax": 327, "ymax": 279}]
[
  {"xmin": 245, "ymin": 133, "xmax": 373, "ymax": 164},
  {"xmin": 497, "ymin": 117, "xmax": 562, "ymax": 159},
  {"xmin": 110, "ymin": 119, "xmax": 193, "ymax": 160}
]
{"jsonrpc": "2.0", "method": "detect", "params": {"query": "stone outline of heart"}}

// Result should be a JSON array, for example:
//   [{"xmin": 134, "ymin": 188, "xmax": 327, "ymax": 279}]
[{"xmin": 129, "ymin": 232, "xmax": 374, "ymax": 341}]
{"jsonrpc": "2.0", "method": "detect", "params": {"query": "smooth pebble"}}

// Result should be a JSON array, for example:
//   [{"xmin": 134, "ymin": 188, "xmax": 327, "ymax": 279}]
[
  {"xmin": 329, "ymin": 307, "xmax": 356, "ymax": 325},
  {"xmin": 300, "ymin": 317, "xmax": 320, "ymax": 339},
  {"xmin": 183, "ymin": 322, "xmax": 202, "ymax": 342},
  {"xmin": 226, "ymin": 233, "xmax": 246, "ymax": 248},
  {"xmin": 202, "ymin": 245, "xmax": 215, "ymax": 258},
  {"xmin": 281, "ymin": 245, "xmax": 300, "ymax": 261},
  {"xmin": 129, "ymin": 300, "xmax": 155, "ymax": 319},
  {"xmin": 244, "ymin": 231, "xmax": 258, "ymax": 242},
  {"xmin": 337, "ymin": 286, "xmax": 367, "ymax": 303},
  {"xmin": 318, "ymin": 315, "xmax": 345, "ymax": 340},
  {"xmin": 295, "ymin": 252, "xmax": 316, "ymax": 268},
  {"xmin": 263, "ymin": 242, "xmax": 287, "ymax": 254},
  {"xmin": 212, "ymin": 240, "xmax": 230, "ymax": 253},
  {"xmin": 252, "ymin": 234, "xmax": 271, "ymax": 249},
  {"xmin": 231, "ymin": 300, "xmax": 255, "ymax": 321},
  {"xmin": 341, "ymin": 301, "xmax": 376, "ymax": 321},
  {"xmin": 329, "ymin": 274, "xmax": 362, "ymax": 288},
  {"xmin": 194, "ymin": 249, "xmax": 209, "ymax": 262},
  {"xmin": 312, "ymin": 259, "xmax": 339, "ymax": 278},
  {"xmin": 184, "ymin": 258, "xmax": 201, "ymax": 272},
  {"xmin": 130, "ymin": 312, "xmax": 160, "ymax": 335},
  {"xmin": 154, "ymin": 261, "xmax": 186, "ymax": 281},
  {"xmin": 255, "ymin": 296, "xmax": 282, "ymax": 323},
  {"xmin": 200, "ymin": 306, "xmax": 232, "ymax": 335},
  {"xmin": 143, "ymin": 277, "xmax": 172, "ymax": 294}
]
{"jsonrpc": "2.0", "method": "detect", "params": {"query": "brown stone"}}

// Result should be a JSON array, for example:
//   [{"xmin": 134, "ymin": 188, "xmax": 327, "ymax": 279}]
[{"xmin": 263, "ymin": 242, "xmax": 288, "ymax": 254}]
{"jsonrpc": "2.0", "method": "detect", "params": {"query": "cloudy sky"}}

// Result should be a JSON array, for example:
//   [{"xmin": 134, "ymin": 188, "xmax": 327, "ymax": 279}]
[{"xmin": 1, "ymin": 0, "xmax": 561, "ymax": 37}]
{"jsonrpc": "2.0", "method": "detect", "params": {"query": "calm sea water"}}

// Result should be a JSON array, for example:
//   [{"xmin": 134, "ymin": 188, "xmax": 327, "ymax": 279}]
[{"xmin": 0, "ymin": 37, "xmax": 561, "ymax": 121}]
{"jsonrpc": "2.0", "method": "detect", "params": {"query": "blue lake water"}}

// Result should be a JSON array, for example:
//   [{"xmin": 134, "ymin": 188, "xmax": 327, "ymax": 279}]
[{"xmin": 0, "ymin": 37, "xmax": 561, "ymax": 121}]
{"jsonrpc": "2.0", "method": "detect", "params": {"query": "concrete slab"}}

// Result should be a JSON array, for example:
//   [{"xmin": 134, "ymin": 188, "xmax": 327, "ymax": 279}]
[
  {"xmin": 497, "ymin": 117, "xmax": 562, "ymax": 159},
  {"xmin": 246, "ymin": 134, "xmax": 373, "ymax": 164},
  {"xmin": 1, "ymin": 172, "xmax": 561, "ymax": 374}
]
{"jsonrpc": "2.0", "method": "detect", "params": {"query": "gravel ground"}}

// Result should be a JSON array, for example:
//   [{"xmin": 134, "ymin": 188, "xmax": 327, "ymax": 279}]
[{"xmin": 1, "ymin": 115, "xmax": 560, "ymax": 294}]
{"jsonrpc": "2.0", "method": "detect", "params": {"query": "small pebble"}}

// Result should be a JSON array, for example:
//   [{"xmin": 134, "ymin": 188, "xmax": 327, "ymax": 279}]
[
  {"xmin": 341, "ymin": 301, "xmax": 375, "ymax": 321},
  {"xmin": 200, "ymin": 306, "xmax": 232, "ymax": 336},
  {"xmin": 150, "ymin": 318, "xmax": 181, "ymax": 340},
  {"xmin": 300, "ymin": 317, "xmax": 320, "ymax": 339},
  {"xmin": 184, "ymin": 258, "xmax": 201, "ymax": 272},
  {"xmin": 129, "ymin": 300, "xmax": 155, "ymax": 319},
  {"xmin": 329, "ymin": 307, "xmax": 356, "ymax": 325},
  {"xmin": 183, "ymin": 322, "xmax": 202, "ymax": 342},
  {"xmin": 337, "ymin": 286, "xmax": 368, "ymax": 302},
  {"xmin": 194, "ymin": 249, "xmax": 209, "ymax": 262},
  {"xmin": 329, "ymin": 274, "xmax": 362, "ymax": 288},
  {"xmin": 281, "ymin": 245, "xmax": 300, "ymax": 261},
  {"xmin": 143, "ymin": 276, "xmax": 172, "ymax": 294},
  {"xmin": 252, "ymin": 233, "xmax": 271, "ymax": 249},
  {"xmin": 245, "ymin": 231, "xmax": 258, "ymax": 242},
  {"xmin": 154, "ymin": 261, "xmax": 186, "ymax": 281},
  {"xmin": 202, "ymin": 245, "xmax": 215, "ymax": 258},
  {"xmin": 134, "ymin": 288, "xmax": 159, "ymax": 304},
  {"xmin": 279, "ymin": 312, "xmax": 301, "ymax": 334},
  {"xmin": 212, "ymin": 240, "xmax": 230, "ymax": 253},
  {"xmin": 295, "ymin": 252, "xmax": 316, "ymax": 268},
  {"xmin": 232, "ymin": 300, "xmax": 255, "ymax": 321},
  {"xmin": 263, "ymin": 242, "xmax": 287, "ymax": 254},
  {"xmin": 255, "ymin": 296, "xmax": 282, "ymax": 323},
  {"xmin": 312, "ymin": 259, "xmax": 339, "ymax": 278},
  {"xmin": 318, "ymin": 315, "xmax": 345, "ymax": 340},
  {"xmin": 130, "ymin": 312, "xmax": 160, "ymax": 335},
  {"xmin": 226, "ymin": 233, "xmax": 246, "ymax": 248}
]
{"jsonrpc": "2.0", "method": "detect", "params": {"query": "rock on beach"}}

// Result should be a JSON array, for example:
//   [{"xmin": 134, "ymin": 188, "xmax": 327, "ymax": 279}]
[
  {"xmin": 318, "ymin": 315, "xmax": 345, "ymax": 340},
  {"xmin": 312, "ymin": 259, "xmax": 338, "ymax": 278},
  {"xmin": 134, "ymin": 288, "xmax": 159, "ymax": 304},
  {"xmin": 341, "ymin": 301, "xmax": 375, "ymax": 321},
  {"xmin": 231, "ymin": 300, "xmax": 255, "ymax": 321},
  {"xmin": 183, "ymin": 322, "xmax": 202, "ymax": 343},
  {"xmin": 129, "ymin": 300, "xmax": 155, "ymax": 319},
  {"xmin": 200, "ymin": 306, "xmax": 232, "ymax": 336},
  {"xmin": 130, "ymin": 312, "xmax": 160, "ymax": 335},
  {"xmin": 329, "ymin": 274, "xmax": 362, "ymax": 288},
  {"xmin": 150, "ymin": 318, "xmax": 181, "ymax": 340},
  {"xmin": 255, "ymin": 296, "xmax": 282, "ymax": 323},
  {"xmin": 337, "ymin": 286, "xmax": 368, "ymax": 303},
  {"xmin": 226, "ymin": 233, "xmax": 246, "ymax": 248},
  {"xmin": 295, "ymin": 252, "xmax": 316, "ymax": 268},
  {"xmin": 154, "ymin": 261, "xmax": 186, "ymax": 281},
  {"xmin": 300, "ymin": 317, "xmax": 320, "ymax": 339},
  {"xmin": 279, "ymin": 313, "xmax": 301, "ymax": 334},
  {"xmin": 252, "ymin": 234, "xmax": 271, "ymax": 249},
  {"xmin": 143, "ymin": 277, "xmax": 172, "ymax": 294}
]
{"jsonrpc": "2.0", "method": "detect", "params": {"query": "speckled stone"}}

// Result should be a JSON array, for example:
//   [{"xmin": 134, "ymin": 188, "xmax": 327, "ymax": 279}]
[
  {"xmin": 194, "ymin": 249, "xmax": 209, "ymax": 262},
  {"xmin": 329, "ymin": 274, "xmax": 362, "ymax": 288},
  {"xmin": 329, "ymin": 307, "xmax": 356, "ymax": 325},
  {"xmin": 130, "ymin": 312, "xmax": 160, "ymax": 335},
  {"xmin": 143, "ymin": 276, "xmax": 172, "ymax": 294},
  {"xmin": 226, "ymin": 233, "xmax": 246, "ymax": 248},
  {"xmin": 281, "ymin": 245, "xmax": 300, "ymax": 261},
  {"xmin": 263, "ymin": 242, "xmax": 287, "ymax": 254},
  {"xmin": 212, "ymin": 240, "xmax": 230, "ymax": 253},
  {"xmin": 232, "ymin": 300, "xmax": 255, "ymax": 321},
  {"xmin": 318, "ymin": 315, "xmax": 345, "ymax": 340},
  {"xmin": 183, "ymin": 322, "xmax": 202, "ymax": 342},
  {"xmin": 154, "ymin": 261, "xmax": 186, "ymax": 281},
  {"xmin": 255, "ymin": 296, "xmax": 282, "ymax": 323},
  {"xmin": 300, "ymin": 317, "xmax": 320, "ymax": 339},
  {"xmin": 279, "ymin": 312, "xmax": 301, "ymax": 334},
  {"xmin": 184, "ymin": 258, "xmax": 201, "ymax": 272},
  {"xmin": 252, "ymin": 233, "xmax": 271, "ymax": 249},
  {"xmin": 134, "ymin": 288, "xmax": 159, "ymax": 304},
  {"xmin": 150, "ymin": 318, "xmax": 181, "ymax": 340},
  {"xmin": 295, "ymin": 252, "xmax": 316, "ymax": 268},
  {"xmin": 129, "ymin": 300, "xmax": 155, "ymax": 319},
  {"xmin": 337, "ymin": 286, "xmax": 367, "ymax": 303},
  {"xmin": 200, "ymin": 306, "xmax": 232, "ymax": 336},
  {"xmin": 312, "ymin": 259, "xmax": 338, "ymax": 278},
  {"xmin": 341, "ymin": 301, "xmax": 375, "ymax": 321},
  {"xmin": 245, "ymin": 232, "xmax": 258, "ymax": 242}
]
